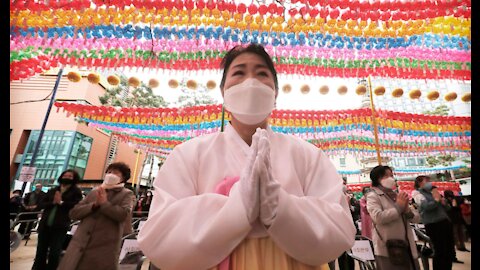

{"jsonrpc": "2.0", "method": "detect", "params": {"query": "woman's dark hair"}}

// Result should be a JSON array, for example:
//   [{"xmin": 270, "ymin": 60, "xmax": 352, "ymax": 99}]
[
  {"xmin": 219, "ymin": 44, "xmax": 278, "ymax": 93},
  {"xmin": 369, "ymin": 165, "xmax": 388, "ymax": 187},
  {"xmin": 362, "ymin": 186, "xmax": 371, "ymax": 194},
  {"xmin": 384, "ymin": 165, "xmax": 393, "ymax": 174},
  {"xmin": 443, "ymin": 189, "xmax": 455, "ymax": 199},
  {"xmin": 59, "ymin": 169, "xmax": 81, "ymax": 184},
  {"xmin": 106, "ymin": 162, "xmax": 131, "ymax": 183},
  {"xmin": 414, "ymin": 175, "xmax": 429, "ymax": 189}
]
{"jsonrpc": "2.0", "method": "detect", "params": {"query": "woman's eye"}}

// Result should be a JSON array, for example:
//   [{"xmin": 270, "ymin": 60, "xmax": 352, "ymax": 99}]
[
  {"xmin": 232, "ymin": 71, "xmax": 244, "ymax": 76},
  {"xmin": 257, "ymin": 71, "xmax": 269, "ymax": 77}
]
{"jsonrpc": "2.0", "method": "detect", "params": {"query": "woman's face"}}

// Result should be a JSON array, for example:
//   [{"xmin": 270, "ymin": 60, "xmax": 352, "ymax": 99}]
[
  {"xmin": 222, "ymin": 52, "xmax": 276, "ymax": 94},
  {"xmin": 106, "ymin": 169, "xmax": 124, "ymax": 183}
]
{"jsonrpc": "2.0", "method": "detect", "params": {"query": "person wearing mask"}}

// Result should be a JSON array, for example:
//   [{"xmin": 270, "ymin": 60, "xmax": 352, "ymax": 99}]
[
  {"xmin": 31, "ymin": 169, "xmax": 83, "ymax": 270},
  {"xmin": 134, "ymin": 193, "xmax": 146, "ymax": 217},
  {"xmin": 138, "ymin": 44, "xmax": 356, "ymax": 270},
  {"xmin": 18, "ymin": 183, "xmax": 46, "ymax": 239},
  {"xmin": 10, "ymin": 189, "xmax": 23, "ymax": 221},
  {"xmin": 367, "ymin": 165, "xmax": 420, "ymax": 270},
  {"xmin": 413, "ymin": 176, "xmax": 457, "ymax": 269},
  {"xmin": 142, "ymin": 190, "xmax": 153, "ymax": 216},
  {"xmin": 360, "ymin": 187, "xmax": 373, "ymax": 239},
  {"xmin": 58, "ymin": 162, "xmax": 135, "ymax": 270},
  {"xmin": 443, "ymin": 190, "xmax": 469, "ymax": 252}
]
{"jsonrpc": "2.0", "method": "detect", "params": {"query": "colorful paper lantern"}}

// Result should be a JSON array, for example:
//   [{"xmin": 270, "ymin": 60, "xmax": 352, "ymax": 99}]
[
  {"xmin": 168, "ymin": 79, "xmax": 179, "ymax": 88},
  {"xmin": 87, "ymin": 73, "xmax": 100, "ymax": 84},
  {"xmin": 319, "ymin": 85, "xmax": 329, "ymax": 95},
  {"xmin": 392, "ymin": 88, "xmax": 404, "ymax": 98},
  {"xmin": 444, "ymin": 92, "xmax": 458, "ymax": 102},
  {"xmin": 107, "ymin": 75, "xmax": 120, "ymax": 86},
  {"xmin": 337, "ymin": 85, "xmax": 348, "ymax": 95},
  {"xmin": 206, "ymin": 80, "xmax": 217, "ymax": 90},
  {"xmin": 409, "ymin": 89, "xmax": 422, "ymax": 99},
  {"xmin": 282, "ymin": 84, "xmax": 292, "ymax": 93},
  {"xmin": 67, "ymin": 71, "xmax": 81, "ymax": 82},
  {"xmin": 148, "ymin": 78, "xmax": 159, "ymax": 88},
  {"xmin": 461, "ymin": 92, "xmax": 471, "ymax": 102},
  {"xmin": 301, "ymin": 84, "xmax": 310, "ymax": 94},
  {"xmin": 426, "ymin": 90, "xmax": 440, "ymax": 101},
  {"xmin": 355, "ymin": 85, "xmax": 367, "ymax": 95},
  {"xmin": 374, "ymin": 86, "xmax": 386, "ymax": 96},
  {"xmin": 128, "ymin": 77, "xmax": 140, "ymax": 88}
]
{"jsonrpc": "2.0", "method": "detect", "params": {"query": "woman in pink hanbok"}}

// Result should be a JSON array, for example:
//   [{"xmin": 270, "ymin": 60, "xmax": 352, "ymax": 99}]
[
  {"xmin": 360, "ymin": 186, "xmax": 373, "ymax": 239},
  {"xmin": 138, "ymin": 44, "xmax": 356, "ymax": 270}
]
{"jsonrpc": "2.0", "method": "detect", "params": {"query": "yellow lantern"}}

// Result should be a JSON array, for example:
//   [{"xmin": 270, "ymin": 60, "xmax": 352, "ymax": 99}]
[
  {"xmin": 67, "ymin": 71, "xmax": 81, "ymax": 82},
  {"xmin": 148, "ymin": 78, "xmax": 159, "ymax": 88},
  {"xmin": 409, "ymin": 89, "xmax": 422, "ymax": 99},
  {"xmin": 300, "ymin": 84, "xmax": 310, "ymax": 94},
  {"xmin": 392, "ymin": 88, "xmax": 404, "ymax": 98},
  {"xmin": 282, "ymin": 84, "xmax": 292, "ymax": 94},
  {"xmin": 355, "ymin": 85, "xmax": 367, "ymax": 95},
  {"xmin": 461, "ymin": 92, "xmax": 471, "ymax": 102},
  {"xmin": 128, "ymin": 76, "xmax": 140, "ymax": 88},
  {"xmin": 374, "ymin": 86, "xmax": 386, "ymax": 96},
  {"xmin": 337, "ymin": 85, "xmax": 348, "ymax": 95},
  {"xmin": 87, "ymin": 73, "xmax": 100, "ymax": 84},
  {"xmin": 444, "ymin": 92, "xmax": 458, "ymax": 102},
  {"xmin": 107, "ymin": 75, "xmax": 120, "ymax": 86},
  {"xmin": 319, "ymin": 85, "xmax": 329, "ymax": 95},
  {"xmin": 426, "ymin": 90, "xmax": 440, "ymax": 101}
]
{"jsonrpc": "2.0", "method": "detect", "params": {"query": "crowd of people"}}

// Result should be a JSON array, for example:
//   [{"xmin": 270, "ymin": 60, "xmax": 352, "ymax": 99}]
[{"xmin": 10, "ymin": 44, "xmax": 471, "ymax": 270}]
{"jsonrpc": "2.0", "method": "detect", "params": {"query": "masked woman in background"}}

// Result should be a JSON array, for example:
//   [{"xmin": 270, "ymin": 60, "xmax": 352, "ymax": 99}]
[
  {"xmin": 138, "ymin": 44, "xmax": 356, "ymax": 270},
  {"xmin": 32, "ymin": 169, "xmax": 83, "ymax": 270},
  {"xmin": 58, "ymin": 162, "xmax": 134, "ymax": 270}
]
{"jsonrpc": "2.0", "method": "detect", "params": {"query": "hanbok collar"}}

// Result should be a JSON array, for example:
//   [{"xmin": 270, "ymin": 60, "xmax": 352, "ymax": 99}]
[{"xmin": 224, "ymin": 123, "xmax": 273, "ymax": 157}]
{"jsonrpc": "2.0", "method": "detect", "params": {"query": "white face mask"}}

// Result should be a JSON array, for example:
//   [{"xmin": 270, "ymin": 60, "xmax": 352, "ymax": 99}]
[
  {"xmin": 381, "ymin": 177, "xmax": 397, "ymax": 190},
  {"xmin": 223, "ymin": 78, "xmax": 275, "ymax": 125},
  {"xmin": 103, "ymin": 173, "xmax": 121, "ymax": 186}
]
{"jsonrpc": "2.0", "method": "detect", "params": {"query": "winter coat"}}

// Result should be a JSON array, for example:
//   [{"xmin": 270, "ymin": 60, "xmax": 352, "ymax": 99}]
[
  {"xmin": 58, "ymin": 187, "xmax": 134, "ymax": 270},
  {"xmin": 38, "ymin": 185, "xmax": 83, "ymax": 230},
  {"xmin": 366, "ymin": 187, "xmax": 420, "ymax": 260}
]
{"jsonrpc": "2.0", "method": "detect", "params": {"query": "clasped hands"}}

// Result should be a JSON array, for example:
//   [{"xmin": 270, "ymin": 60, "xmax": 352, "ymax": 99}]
[{"xmin": 239, "ymin": 128, "xmax": 280, "ymax": 226}]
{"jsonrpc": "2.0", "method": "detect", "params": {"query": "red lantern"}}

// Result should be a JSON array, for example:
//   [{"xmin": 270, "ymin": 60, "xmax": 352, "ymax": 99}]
[
  {"xmin": 237, "ymin": 3, "xmax": 246, "ymax": 13},
  {"xmin": 258, "ymin": 4, "xmax": 268, "ymax": 15},
  {"xmin": 330, "ymin": 8, "xmax": 340, "ymax": 19},
  {"xmin": 247, "ymin": 4, "xmax": 258, "ymax": 14}
]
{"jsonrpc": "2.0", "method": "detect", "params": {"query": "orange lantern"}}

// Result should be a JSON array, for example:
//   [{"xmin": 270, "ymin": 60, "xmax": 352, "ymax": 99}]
[
  {"xmin": 426, "ymin": 90, "xmax": 440, "ymax": 101},
  {"xmin": 87, "ymin": 73, "xmax": 100, "ymax": 84},
  {"xmin": 282, "ymin": 84, "xmax": 292, "ymax": 93},
  {"xmin": 128, "ymin": 76, "xmax": 140, "ymax": 88},
  {"xmin": 444, "ymin": 92, "xmax": 458, "ymax": 102},
  {"xmin": 461, "ymin": 92, "xmax": 471, "ymax": 102},
  {"xmin": 337, "ymin": 85, "xmax": 348, "ymax": 95},
  {"xmin": 355, "ymin": 85, "xmax": 367, "ymax": 95},
  {"xmin": 319, "ymin": 85, "xmax": 329, "ymax": 95},
  {"xmin": 186, "ymin": 80, "xmax": 198, "ymax": 90},
  {"xmin": 206, "ymin": 80, "xmax": 216, "ymax": 90},
  {"xmin": 107, "ymin": 75, "xmax": 120, "ymax": 86},
  {"xmin": 148, "ymin": 78, "xmax": 159, "ymax": 88},
  {"xmin": 374, "ymin": 86, "xmax": 386, "ymax": 96},
  {"xmin": 300, "ymin": 84, "xmax": 310, "ymax": 94},
  {"xmin": 409, "ymin": 89, "xmax": 422, "ymax": 99},
  {"xmin": 67, "ymin": 71, "xmax": 81, "ymax": 82},
  {"xmin": 392, "ymin": 88, "xmax": 404, "ymax": 98},
  {"xmin": 168, "ymin": 79, "xmax": 179, "ymax": 88}
]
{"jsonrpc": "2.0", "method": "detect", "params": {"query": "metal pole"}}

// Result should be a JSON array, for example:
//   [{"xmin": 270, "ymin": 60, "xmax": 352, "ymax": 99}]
[
  {"xmin": 132, "ymin": 149, "xmax": 141, "ymax": 195},
  {"xmin": 367, "ymin": 75, "xmax": 382, "ymax": 165},
  {"xmin": 21, "ymin": 68, "xmax": 64, "ymax": 195}
]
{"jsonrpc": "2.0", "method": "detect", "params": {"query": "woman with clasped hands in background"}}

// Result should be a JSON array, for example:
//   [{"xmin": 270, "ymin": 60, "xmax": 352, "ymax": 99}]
[{"xmin": 138, "ymin": 44, "xmax": 356, "ymax": 270}]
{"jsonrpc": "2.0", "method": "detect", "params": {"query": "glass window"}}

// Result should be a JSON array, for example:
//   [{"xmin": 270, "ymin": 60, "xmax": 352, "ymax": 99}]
[
  {"xmin": 417, "ymin": 158, "xmax": 426, "ymax": 166},
  {"xmin": 398, "ymin": 159, "xmax": 406, "ymax": 167},
  {"xmin": 339, "ymin": 157, "xmax": 346, "ymax": 167},
  {"xmin": 407, "ymin": 158, "xmax": 416, "ymax": 166}
]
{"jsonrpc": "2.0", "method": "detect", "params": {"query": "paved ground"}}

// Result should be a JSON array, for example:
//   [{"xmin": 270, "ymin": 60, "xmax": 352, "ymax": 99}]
[{"xmin": 11, "ymin": 232, "xmax": 471, "ymax": 270}]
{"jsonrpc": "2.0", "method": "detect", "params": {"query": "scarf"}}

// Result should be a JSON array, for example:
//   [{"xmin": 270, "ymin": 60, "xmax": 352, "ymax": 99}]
[{"xmin": 101, "ymin": 183, "xmax": 125, "ymax": 189}]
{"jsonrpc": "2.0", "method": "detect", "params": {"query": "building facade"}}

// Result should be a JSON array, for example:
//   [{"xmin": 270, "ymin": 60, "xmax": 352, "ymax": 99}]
[{"xmin": 10, "ymin": 69, "xmax": 146, "ymax": 192}]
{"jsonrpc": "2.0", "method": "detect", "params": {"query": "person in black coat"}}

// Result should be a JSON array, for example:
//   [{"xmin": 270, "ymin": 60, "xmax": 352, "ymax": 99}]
[
  {"xmin": 18, "ymin": 183, "xmax": 46, "ymax": 238},
  {"xmin": 32, "ymin": 169, "xmax": 83, "ymax": 270},
  {"xmin": 10, "ymin": 189, "xmax": 23, "ymax": 221}
]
